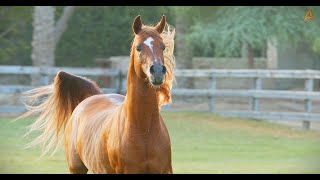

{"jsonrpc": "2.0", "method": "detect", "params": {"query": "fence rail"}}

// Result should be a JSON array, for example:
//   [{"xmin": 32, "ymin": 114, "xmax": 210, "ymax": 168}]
[
  {"xmin": 0, "ymin": 65, "xmax": 119, "ymax": 76},
  {"xmin": 172, "ymin": 89, "xmax": 320, "ymax": 100},
  {"xmin": 1, "ymin": 65, "xmax": 320, "ymax": 130},
  {"xmin": 175, "ymin": 69, "xmax": 320, "ymax": 79}
]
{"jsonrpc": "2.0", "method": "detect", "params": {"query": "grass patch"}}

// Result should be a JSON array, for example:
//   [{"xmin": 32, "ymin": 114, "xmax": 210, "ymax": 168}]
[{"xmin": 1, "ymin": 111, "xmax": 320, "ymax": 174}]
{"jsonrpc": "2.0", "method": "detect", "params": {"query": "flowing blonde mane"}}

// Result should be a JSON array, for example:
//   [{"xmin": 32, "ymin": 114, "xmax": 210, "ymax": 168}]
[{"xmin": 159, "ymin": 24, "xmax": 176, "ymax": 106}]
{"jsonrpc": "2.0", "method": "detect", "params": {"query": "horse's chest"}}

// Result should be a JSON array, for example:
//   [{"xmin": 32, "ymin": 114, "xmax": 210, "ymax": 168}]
[{"xmin": 112, "ymin": 130, "xmax": 171, "ymax": 173}]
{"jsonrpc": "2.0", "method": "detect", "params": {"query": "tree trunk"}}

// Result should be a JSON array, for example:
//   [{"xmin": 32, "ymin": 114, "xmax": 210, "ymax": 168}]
[
  {"xmin": 242, "ymin": 42, "xmax": 254, "ymax": 69},
  {"xmin": 266, "ymin": 37, "xmax": 278, "ymax": 69},
  {"xmin": 55, "ymin": 6, "xmax": 76, "ymax": 46},
  {"xmin": 247, "ymin": 43, "xmax": 254, "ymax": 69},
  {"xmin": 31, "ymin": 6, "xmax": 75, "ymax": 86},
  {"xmin": 175, "ymin": 8, "xmax": 194, "ymax": 88},
  {"xmin": 31, "ymin": 6, "xmax": 55, "ymax": 86}
]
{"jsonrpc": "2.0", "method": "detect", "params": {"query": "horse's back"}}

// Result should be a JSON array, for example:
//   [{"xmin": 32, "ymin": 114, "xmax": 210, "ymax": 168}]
[
  {"xmin": 78, "ymin": 93, "xmax": 124, "ymax": 111},
  {"xmin": 71, "ymin": 93, "xmax": 125, "ymax": 129}
]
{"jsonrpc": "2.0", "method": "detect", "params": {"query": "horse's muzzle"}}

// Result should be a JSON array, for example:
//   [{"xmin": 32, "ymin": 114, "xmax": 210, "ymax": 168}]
[{"xmin": 150, "ymin": 64, "xmax": 166, "ymax": 85}]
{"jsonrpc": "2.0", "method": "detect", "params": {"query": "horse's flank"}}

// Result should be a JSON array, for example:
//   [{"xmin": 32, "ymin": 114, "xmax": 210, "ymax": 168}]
[{"xmin": 66, "ymin": 94, "xmax": 126, "ymax": 173}]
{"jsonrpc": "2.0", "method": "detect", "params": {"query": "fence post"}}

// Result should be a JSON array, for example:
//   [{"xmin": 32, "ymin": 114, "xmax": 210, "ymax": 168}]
[
  {"xmin": 117, "ymin": 70, "xmax": 123, "ymax": 94},
  {"xmin": 209, "ymin": 74, "xmax": 216, "ymax": 112},
  {"xmin": 303, "ymin": 79, "xmax": 313, "ymax": 130},
  {"xmin": 251, "ymin": 77, "xmax": 262, "ymax": 112},
  {"xmin": 39, "ymin": 66, "xmax": 50, "ymax": 85}
]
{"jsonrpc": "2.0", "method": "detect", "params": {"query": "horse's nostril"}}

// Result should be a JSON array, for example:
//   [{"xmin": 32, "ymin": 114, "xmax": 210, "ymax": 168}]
[
  {"xmin": 150, "ymin": 65, "xmax": 155, "ymax": 74},
  {"xmin": 162, "ymin": 66, "xmax": 167, "ymax": 74}
]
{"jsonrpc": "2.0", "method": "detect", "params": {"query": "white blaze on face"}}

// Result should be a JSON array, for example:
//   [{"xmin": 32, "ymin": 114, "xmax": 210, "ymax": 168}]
[
  {"xmin": 144, "ymin": 37, "xmax": 154, "ymax": 53},
  {"xmin": 143, "ymin": 37, "xmax": 160, "ymax": 63}
]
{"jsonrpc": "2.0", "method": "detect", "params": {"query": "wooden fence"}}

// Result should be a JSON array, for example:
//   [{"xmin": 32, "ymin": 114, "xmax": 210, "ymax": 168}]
[{"xmin": 1, "ymin": 65, "xmax": 320, "ymax": 130}]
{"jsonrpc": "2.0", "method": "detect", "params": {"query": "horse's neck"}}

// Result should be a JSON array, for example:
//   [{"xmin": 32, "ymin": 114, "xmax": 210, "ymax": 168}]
[{"xmin": 123, "ymin": 59, "xmax": 160, "ymax": 131}]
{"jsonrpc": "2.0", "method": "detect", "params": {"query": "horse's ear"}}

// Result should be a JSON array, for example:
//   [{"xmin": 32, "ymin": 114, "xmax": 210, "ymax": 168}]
[
  {"xmin": 132, "ymin": 15, "xmax": 143, "ymax": 35},
  {"xmin": 155, "ymin": 15, "xmax": 166, "ymax": 34}
]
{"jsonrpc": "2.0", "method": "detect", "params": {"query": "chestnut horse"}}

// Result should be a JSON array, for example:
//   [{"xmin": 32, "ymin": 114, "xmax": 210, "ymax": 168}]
[{"xmin": 18, "ymin": 15, "xmax": 175, "ymax": 174}]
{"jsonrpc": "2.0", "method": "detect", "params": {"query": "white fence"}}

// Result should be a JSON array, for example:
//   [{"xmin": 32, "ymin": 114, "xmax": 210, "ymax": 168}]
[{"xmin": 1, "ymin": 65, "xmax": 320, "ymax": 129}]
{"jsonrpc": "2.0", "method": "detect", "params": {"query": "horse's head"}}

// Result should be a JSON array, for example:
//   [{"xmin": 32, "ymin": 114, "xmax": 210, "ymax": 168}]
[{"xmin": 132, "ymin": 15, "xmax": 167, "ymax": 88}]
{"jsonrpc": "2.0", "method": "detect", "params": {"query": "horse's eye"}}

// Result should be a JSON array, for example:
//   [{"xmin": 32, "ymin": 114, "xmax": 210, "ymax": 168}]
[
  {"xmin": 162, "ymin": 45, "xmax": 166, "ymax": 51},
  {"xmin": 136, "ymin": 45, "xmax": 142, "ymax": 52}
]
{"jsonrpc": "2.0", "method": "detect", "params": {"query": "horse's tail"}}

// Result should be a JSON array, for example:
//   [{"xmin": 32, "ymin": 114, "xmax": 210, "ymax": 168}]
[{"xmin": 17, "ymin": 71, "xmax": 102, "ymax": 156}]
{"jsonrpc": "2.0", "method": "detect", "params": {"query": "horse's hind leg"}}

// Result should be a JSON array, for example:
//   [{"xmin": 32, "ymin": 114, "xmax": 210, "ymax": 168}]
[
  {"xmin": 64, "ymin": 126, "xmax": 88, "ymax": 174},
  {"xmin": 66, "ymin": 145, "xmax": 88, "ymax": 174},
  {"xmin": 68, "ymin": 158, "xmax": 88, "ymax": 174}
]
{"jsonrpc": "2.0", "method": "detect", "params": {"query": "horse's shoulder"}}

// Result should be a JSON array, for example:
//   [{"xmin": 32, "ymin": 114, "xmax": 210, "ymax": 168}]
[{"xmin": 72, "ymin": 94, "xmax": 124, "ymax": 116}]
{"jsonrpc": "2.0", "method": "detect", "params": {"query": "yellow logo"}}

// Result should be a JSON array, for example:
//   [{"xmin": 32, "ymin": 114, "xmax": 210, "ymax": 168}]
[{"xmin": 304, "ymin": 9, "xmax": 315, "ymax": 22}]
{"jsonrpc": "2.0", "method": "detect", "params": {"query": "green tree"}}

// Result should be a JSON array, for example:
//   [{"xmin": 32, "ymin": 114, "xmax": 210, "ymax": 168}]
[
  {"xmin": 174, "ymin": 7, "xmax": 194, "ymax": 88},
  {"xmin": 189, "ymin": 6, "xmax": 320, "ymax": 68},
  {"xmin": 313, "ymin": 38, "xmax": 320, "ymax": 54},
  {"xmin": 55, "ymin": 6, "xmax": 174, "ymax": 67},
  {"xmin": 0, "ymin": 7, "xmax": 33, "ymax": 65},
  {"xmin": 0, "ymin": 6, "xmax": 174, "ymax": 67}
]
